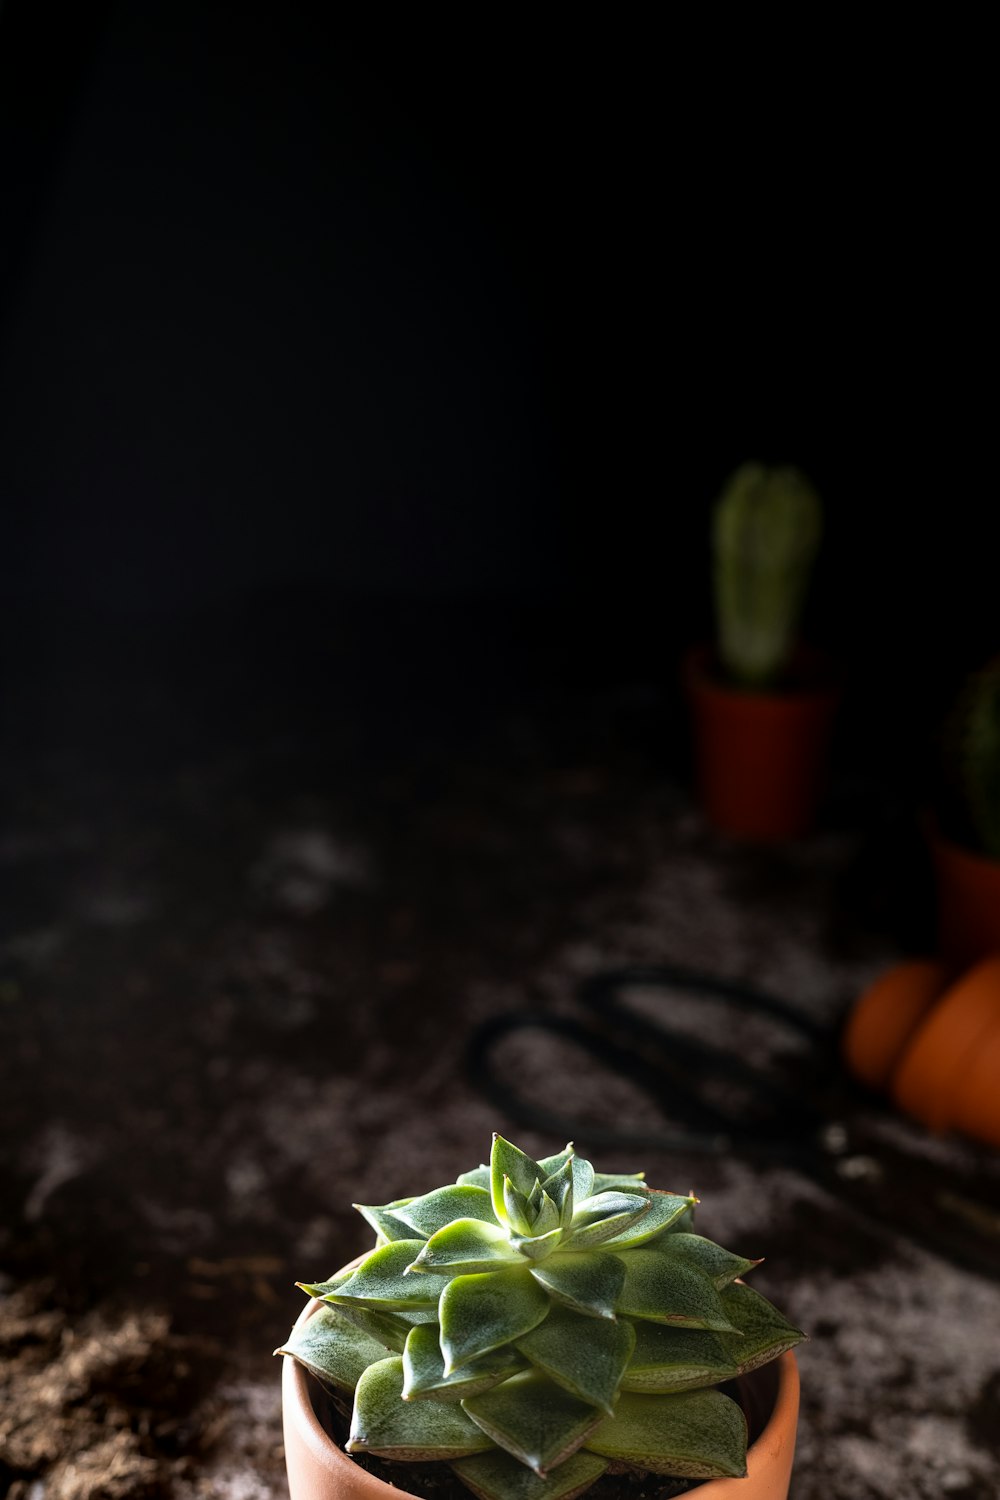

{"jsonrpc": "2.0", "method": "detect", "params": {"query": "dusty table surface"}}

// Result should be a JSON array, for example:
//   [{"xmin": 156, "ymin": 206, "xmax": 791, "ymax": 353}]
[{"xmin": 2, "ymin": 620, "xmax": 1000, "ymax": 1500}]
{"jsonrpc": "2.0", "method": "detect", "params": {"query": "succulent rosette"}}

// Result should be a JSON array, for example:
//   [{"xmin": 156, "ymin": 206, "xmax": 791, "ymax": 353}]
[{"xmin": 277, "ymin": 1135, "xmax": 803, "ymax": 1500}]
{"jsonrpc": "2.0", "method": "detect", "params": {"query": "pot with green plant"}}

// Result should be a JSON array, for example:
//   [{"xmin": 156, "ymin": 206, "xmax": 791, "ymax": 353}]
[
  {"xmin": 685, "ymin": 461, "xmax": 839, "ymax": 840},
  {"xmin": 932, "ymin": 656, "xmax": 1000, "ymax": 965},
  {"xmin": 278, "ymin": 1134, "xmax": 804, "ymax": 1500}
]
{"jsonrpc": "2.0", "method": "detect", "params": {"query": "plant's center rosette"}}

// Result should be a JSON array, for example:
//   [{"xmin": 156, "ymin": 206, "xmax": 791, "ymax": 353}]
[{"xmin": 278, "ymin": 1136, "xmax": 804, "ymax": 1500}]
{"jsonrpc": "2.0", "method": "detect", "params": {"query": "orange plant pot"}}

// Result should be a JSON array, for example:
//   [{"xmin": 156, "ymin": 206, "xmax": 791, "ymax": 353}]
[
  {"xmin": 929, "ymin": 828, "xmax": 1000, "ymax": 968},
  {"xmin": 950, "ymin": 1013, "xmax": 1000, "ymax": 1146},
  {"xmin": 843, "ymin": 956, "xmax": 1000, "ymax": 1149},
  {"xmin": 282, "ymin": 1293, "xmax": 800, "ymax": 1500},
  {"xmin": 842, "ymin": 959, "xmax": 950, "ymax": 1092},
  {"xmin": 890, "ymin": 954, "xmax": 1000, "ymax": 1135},
  {"xmin": 684, "ymin": 648, "xmax": 840, "ymax": 841}
]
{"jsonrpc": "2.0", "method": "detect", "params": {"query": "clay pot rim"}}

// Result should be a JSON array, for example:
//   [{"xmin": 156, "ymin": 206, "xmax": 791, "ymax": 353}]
[
  {"xmin": 683, "ymin": 645, "xmax": 842, "ymax": 708},
  {"xmin": 283, "ymin": 1293, "xmax": 800, "ymax": 1500}
]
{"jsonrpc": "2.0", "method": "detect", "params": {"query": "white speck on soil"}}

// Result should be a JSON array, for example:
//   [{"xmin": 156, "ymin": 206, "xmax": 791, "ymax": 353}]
[
  {"xmin": 791, "ymin": 1251, "xmax": 1000, "ymax": 1497},
  {"xmin": 225, "ymin": 1155, "xmax": 268, "ymax": 1208},
  {"xmin": 136, "ymin": 1198, "xmax": 215, "ymax": 1252},
  {"xmin": 298, "ymin": 1215, "xmax": 338, "ymax": 1263},
  {"xmin": 179, "ymin": 1380, "xmax": 284, "ymax": 1500},
  {"xmin": 216, "ymin": 1378, "xmax": 282, "ymax": 1427},
  {"xmin": 76, "ymin": 885, "xmax": 153, "ymax": 927},
  {"xmin": 23, "ymin": 1124, "xmax": 99, "ymax": 1223},
  {"xmin": 179, "ymin": 1465, "xmax": 278, "ymax": 1500},
  {"xmin": 252, "ymin": 828, "xmax": 372, "ymax": 914},
  {"xmin": 2, "ymin": 927, "xmax": 69, "ymax": 968}
]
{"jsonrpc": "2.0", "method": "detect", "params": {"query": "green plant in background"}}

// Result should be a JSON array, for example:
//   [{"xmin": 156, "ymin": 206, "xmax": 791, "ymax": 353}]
[
  {"xmin": 713, "ymin": 463, "xmax": 823, "ymax": 689},
  {"xmin": 944, "ymin": 657, "xmax": 1000, "ymax": 859},
  {"xmin": 277, "ymin": 1134, "xmax": 804, "ymax": 1500}
]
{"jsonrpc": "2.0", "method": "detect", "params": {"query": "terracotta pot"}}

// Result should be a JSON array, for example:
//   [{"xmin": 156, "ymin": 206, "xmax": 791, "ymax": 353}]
[
  {"xmin": 949, "ymin": 1007, "xmax": 1000, "ymax": 1147},
  {"xmin": 890, "ymin": 954, "xmax": 1000, "ymax": 1137},
  {"xmin": 684, "ymin": 647, "xmax": 840, "ymax": 841},
  {"xmin": 842, "ymin": 959, "xmax": 950, "ymax": 1091},
  {"xmin": 929, "ymin": 827, "xmax": 1000, "ymax": 968},
  {"xmin": 282, "ymin": 1295, "xmax": 800, "ymax": 1500},
  {"xmin": 842, "ymin": 955, "xmax": 1000, "ymax": 1149}
]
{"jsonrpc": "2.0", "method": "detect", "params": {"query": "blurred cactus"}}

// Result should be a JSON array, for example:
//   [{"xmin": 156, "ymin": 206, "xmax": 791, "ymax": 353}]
[
  {"xmin": 713, "ymin": 463, "xmax": 822, "ymax": 688},
  {"xmin": 945, "ymin": 659, "xmax": 1000, "ymax": 859}
]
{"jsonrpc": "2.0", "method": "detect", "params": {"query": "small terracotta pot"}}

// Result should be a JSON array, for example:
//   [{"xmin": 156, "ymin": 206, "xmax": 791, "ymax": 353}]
[
  {"xmin": 950, "ymin": 1011, "xmax": 1000, "ymax": 1146},
  {"xmin": 684, "ymin": 647, "xmax": 840, "ymax": 841},
  {"xmin": 842, "ymin": 959, "xmax": 950, "ymax": 1092},
  {"xmin": 928, "ymin": 827, "xmax": 1000, "ymax": 968},
  {"xmin": 843, "ymin": 955, "xmax": 1000, "ymax": 1149},
  {"xmin": 282, "ymin": 1295, "xmax": 800, "ymax": 1500},
  {"xmin": 890, "ymin": 954, "xmax": 1000, "ymax": 1136}
]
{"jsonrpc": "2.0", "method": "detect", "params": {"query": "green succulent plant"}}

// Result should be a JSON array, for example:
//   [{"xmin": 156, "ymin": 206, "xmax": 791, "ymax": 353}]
[
  {"xmin": 713, "ymin": 462, "xmax": 822, "ymax": 689},
  {"xmin": 943, "ymin": 657, "xmax": 1000, "ymax": 859},
  {"xmin": 277, "ymin": 1135, "xmax": 804, "ymax": 1500}
]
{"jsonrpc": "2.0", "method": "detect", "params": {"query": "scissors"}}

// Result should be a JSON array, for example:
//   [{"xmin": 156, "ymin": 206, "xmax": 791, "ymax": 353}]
[{"xmin": 466, "ymin": 963, "xmax": 831, "ymax": 1157}]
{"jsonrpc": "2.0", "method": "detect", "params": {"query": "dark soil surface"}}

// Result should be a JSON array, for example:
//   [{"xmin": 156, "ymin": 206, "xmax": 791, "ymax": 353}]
[{"xmin": 3, "ymin": 610, "xmax": 1000, "ymax": 1499}]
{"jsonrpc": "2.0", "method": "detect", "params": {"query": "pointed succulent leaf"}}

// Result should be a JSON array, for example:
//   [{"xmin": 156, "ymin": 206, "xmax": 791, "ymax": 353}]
[
  {"xmin": 568, "ymin": 1193, "xmax": 651, "ymax": 1249},
  {"xmin": 504, "ymin": 1177, "xmax": 536, "ymax": 1236},
  {"xmin": 664, "ymin": 1199, "xmax": 697, "ymax": 1235},
  {"xmin": 299, "ymin": 1277, "xmax": 433, "ymax": 1349},
  {"xmin": 321, "ymin": 1298, "xmax": 418, "ymax": 1353},
  {"xmin": 325, "ymin": 1241, "xmax": 448, "ymax": 1309},
  {"xmin": 591, "ymin": 1170, "xmax": 645, "ymax": 1193},
  {"xmin": 296, "ymin": 1272, "xmax": 352, "ymax": 1299},
  {"xmin": 531, "ymin": 1193, "xmax": 561, "ymax": 1238},
  {"xmin": 718, "ymin": 1282, "xmax": 806, "ymax": 1374},
  {"xmin": 524, "ymin": 1176, "xmax": 563, "ymax": 1236},
  {"xmin": 462, "ymin": 1369, "xmax": 604, "ymax": 1476},
  {"xmin": 665, "ymin": 1232, "xmax": 760, "ymax": 1288},
  {"xmin": 529, "ymin": 1251, "xmax": 625, "ymax": 1320},
  {"xmin": 620, "ymin": 1321, "xmax": 738, "ymax": 1393},
  {"xmin": 614, "ymin": 1249, "xmax": 738, "ymax": 1332},
  {"xmin": 393, "ymin": 1186, "xmax": 500, "ymax": 1239},
  {"xmin": 402, "ymin": 1323, "xmax": 525, "ymax": 1402},
  {"xmin": 440, "ymin": 1267, "xmax": 550, "ymax": 1372},
  {"xmin": 492, "ymin": 1136, "xmax": 544, "ymax": 1223},
  {"xmin": 570, "ymin": 1156, "xmax": 596, "ymax": 1203},
  {"xmin": 599, "ymin": 1192, "xmax": 697, "ymax": 1250},
  {"xmin": 584, "ymin": 1388, "xmax": 747, "ymax": 1479},
  {"xmin": 516, "ymin": 1305, "xmax": 635, "ymax": 1414},
  {"xmin": 452, "ymin": 1446, "xmax": 608, "ymax": 1500},
  {"xmin": 348, "ymin": 1356, "xmax": 493, "ymax": 1460},
  {"xmin": 509, "ymin": 1227, "xmax": 565, "ymax": 1263},
  {"xmin": 409, "ymin": 1219, "xmax": 525, "ymax": 1276},
  {"xmin": 541, "ymin": 1159, "xmax": 576, "ymax": 1228},
  {"xmin": 275, "ymin": 1304, "xmax": 391, "ymax": 1393},
  {"xmin": 353, "ymin": 1199, "xmax": 419, "ymax": 1243},
  {"xmin": 391, "ymin": 1304, "xmax": 441, "ymax": 1327},
  {"xmin": 457, "ymin": 1164, "xmax": 493, "ymax": 1190},
  {"xmin": 537, "ymin": 1146, "xmax": 576, "ymax": 1178}
]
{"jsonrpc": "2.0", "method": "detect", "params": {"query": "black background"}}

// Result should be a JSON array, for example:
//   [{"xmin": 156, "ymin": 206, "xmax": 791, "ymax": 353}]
[{"xmin": 0, "ymin": 4, "xmax": 993, "ymax": 752}]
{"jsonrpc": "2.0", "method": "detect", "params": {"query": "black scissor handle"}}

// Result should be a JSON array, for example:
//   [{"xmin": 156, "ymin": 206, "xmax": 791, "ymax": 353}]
[
  {"xmin": 465, "ymin": 966, "xmax": 833, "ymax": 1160},
  {"xmin": 576, "ymin": 964, "xmax": 828, "ymax": 1044}
]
